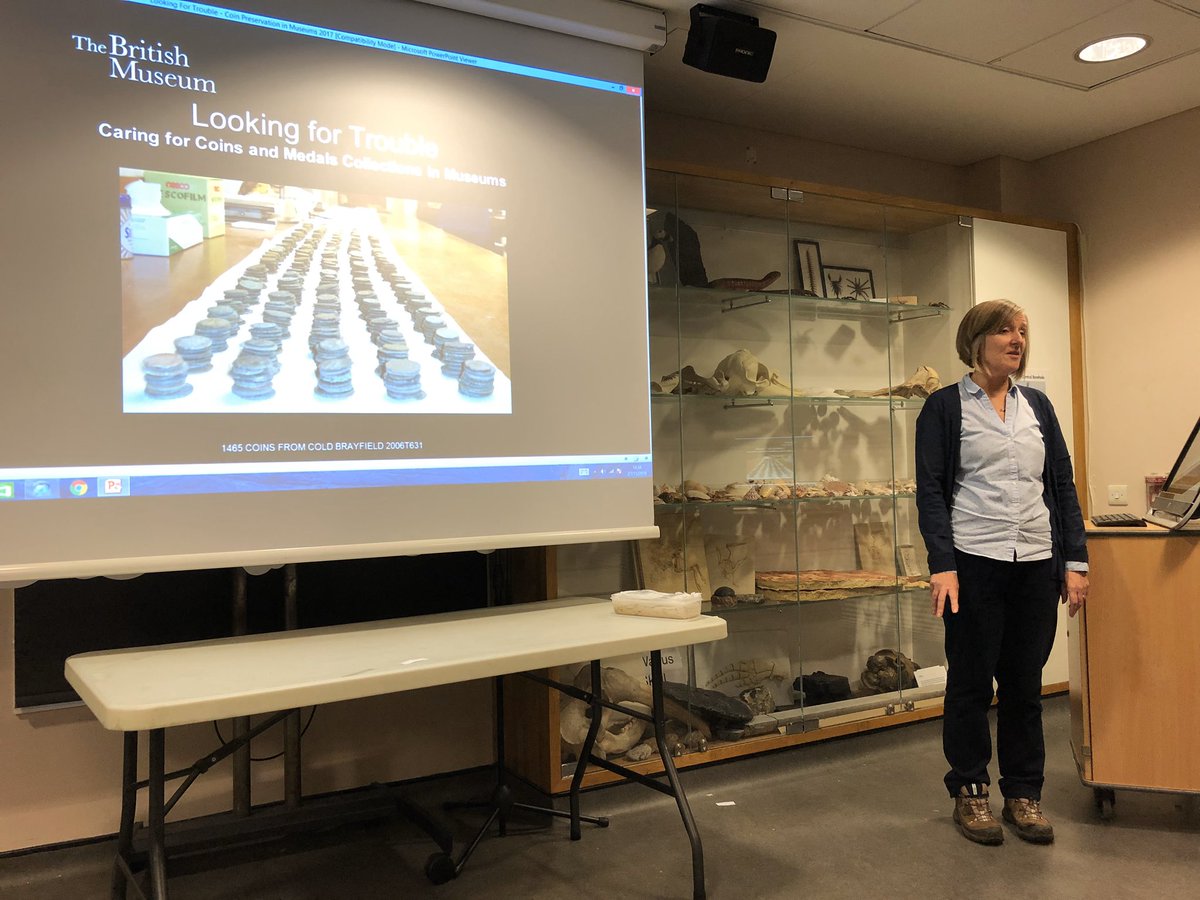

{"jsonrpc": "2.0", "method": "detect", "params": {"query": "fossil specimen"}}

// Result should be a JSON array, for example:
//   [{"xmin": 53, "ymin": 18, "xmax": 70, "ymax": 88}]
[
  {"xmin": 834, "ymin": 365, "xmax": 941, "ymax": 399},
  {"xmin": 706, "ymin": 658, "xmax": 785, "ymax": 692},
  {"xmin": 559, "ymin": 666, "xmax": 710, "ymax": 762}
]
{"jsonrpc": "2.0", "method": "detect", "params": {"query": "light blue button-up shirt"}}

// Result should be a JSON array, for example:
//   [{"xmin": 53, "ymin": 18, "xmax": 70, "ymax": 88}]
[{"xmin": 951, "ymin": 375, "xmax": 1054, "ymax": 563}]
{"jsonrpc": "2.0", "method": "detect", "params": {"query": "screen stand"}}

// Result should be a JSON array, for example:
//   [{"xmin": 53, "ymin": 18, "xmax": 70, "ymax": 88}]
[{"xmin": 439, "ymin": 655, "xmax": 708, "ymax": 899}]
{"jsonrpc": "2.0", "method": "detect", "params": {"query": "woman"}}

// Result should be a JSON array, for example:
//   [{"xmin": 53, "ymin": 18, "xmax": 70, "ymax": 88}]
[{"xmin": 915, "ymin": 299, "xmax": 1088, "ymax": 846}]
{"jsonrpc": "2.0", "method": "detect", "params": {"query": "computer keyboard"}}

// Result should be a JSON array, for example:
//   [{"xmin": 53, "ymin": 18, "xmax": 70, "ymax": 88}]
[{"xmin": 1091, "ymin": 513, "xmax": 1147, "ymax": 527}]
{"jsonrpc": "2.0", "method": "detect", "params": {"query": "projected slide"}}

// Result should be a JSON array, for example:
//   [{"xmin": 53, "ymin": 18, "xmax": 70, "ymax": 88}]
[
  {"xmin": 1, "ymin": 0, "xmax": 655, "ymax": 578},
  {"xmin": 120, "ymin": 170, "xmax": 512, "ymax": 413}
]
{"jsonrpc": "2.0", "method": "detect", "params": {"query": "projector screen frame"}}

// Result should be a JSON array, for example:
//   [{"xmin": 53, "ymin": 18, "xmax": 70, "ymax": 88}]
[{"xmin": 0, "ymin": 0, "xmax": 658, "ymax": 582}]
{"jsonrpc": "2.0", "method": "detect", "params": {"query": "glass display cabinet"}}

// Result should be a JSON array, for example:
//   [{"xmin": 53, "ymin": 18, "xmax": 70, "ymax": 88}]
[{"xmin": 505, "ymin": 165, "xmax": 1076, "ymax": 794}]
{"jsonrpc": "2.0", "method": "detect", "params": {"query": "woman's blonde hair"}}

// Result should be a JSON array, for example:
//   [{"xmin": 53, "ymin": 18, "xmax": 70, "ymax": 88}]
[{"xmin": 955, "ymin": 299, "xmax": 1029, "ymax": 380}]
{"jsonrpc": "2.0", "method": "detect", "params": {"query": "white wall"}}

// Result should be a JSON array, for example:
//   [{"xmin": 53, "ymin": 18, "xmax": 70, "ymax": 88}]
[
  {"xmin": 1019, "ymin": 107, "xmax": 1200, "ymax": 516},
  {"xmin": 647, "ymin": 112, "xmax": 969, "ymax": 207}
]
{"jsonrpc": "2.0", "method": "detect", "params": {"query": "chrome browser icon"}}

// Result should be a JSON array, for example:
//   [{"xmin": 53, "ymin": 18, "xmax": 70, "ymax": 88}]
[{"xmin": 69, "ymin": 479, "xmax": 90, "ymax": 497}]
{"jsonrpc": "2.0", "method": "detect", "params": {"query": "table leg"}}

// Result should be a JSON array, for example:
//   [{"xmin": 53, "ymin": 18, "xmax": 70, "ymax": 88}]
[
  {"xmin": 147, "ymin": 729, "xmax": 169, "ymax": 900},
  {"xmin": 650, "ymin": 650, "xmax": 706, "ymax": 900},
  {"xmin": 110, "ymin": 731, "xmax": 139, "ymax": 900},
  {"xmin": 569, "ymin": 660, "xmax": 605, "ymax": 840}
]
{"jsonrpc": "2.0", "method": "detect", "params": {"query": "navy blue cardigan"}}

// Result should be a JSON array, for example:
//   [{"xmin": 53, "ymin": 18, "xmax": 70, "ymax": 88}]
[{"xmin": 914, "ymin": 383, "xmax": 1088, "ymax": 581}]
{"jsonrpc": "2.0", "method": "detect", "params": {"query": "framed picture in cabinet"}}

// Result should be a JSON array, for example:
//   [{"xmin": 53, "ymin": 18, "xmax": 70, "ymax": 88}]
[
  {"xmin": 636, "ymin": 517, "xmax": 712, "ymax": 597},
  {"xmin": 822, "ymin": 265, "xmax": 875, "ymax": 301},
  {"xmin": 854, "ymin": 521, "xmax": 894, "ymax": 573},
  {"xmin": 792, "ymin": 239, "xmax": 825, "ymax": 296}
]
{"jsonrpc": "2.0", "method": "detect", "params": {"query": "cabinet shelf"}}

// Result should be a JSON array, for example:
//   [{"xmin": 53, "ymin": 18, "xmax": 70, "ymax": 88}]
[
  {"xmin": 648, "ymin": 284, "xmax": 950, "ymax": 323},
  {"xmin": 654, "ymin": 493, "xmax": 916, "ymax": 508},
  {"xmin": 650, "ymin": 393, "xmax": 927, "ymax": 409},
  {"xmin": 703, "ymin": 586, "xmax": 926, "ymax": 614}
]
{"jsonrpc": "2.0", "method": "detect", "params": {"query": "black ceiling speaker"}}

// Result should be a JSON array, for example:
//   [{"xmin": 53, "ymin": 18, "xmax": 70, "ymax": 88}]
[{"xmin": 682, "ymin": 4, "xmax": 776, "ymax": 83}]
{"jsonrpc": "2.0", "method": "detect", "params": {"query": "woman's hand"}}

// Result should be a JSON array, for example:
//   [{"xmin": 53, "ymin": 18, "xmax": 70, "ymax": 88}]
[
  {"xmin": 1063, "ymin": 570, "xmax": 1089, "ymax": 617},
  {"xmin": 930, "ymin": 570, "xmax": 959, "ymax": 617}
]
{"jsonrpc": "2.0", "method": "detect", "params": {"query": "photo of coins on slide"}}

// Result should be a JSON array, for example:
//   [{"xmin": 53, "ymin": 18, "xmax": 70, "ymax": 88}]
[{"xmin": 119, "ymin": 168, "xmax": 512, "ymax": 413}]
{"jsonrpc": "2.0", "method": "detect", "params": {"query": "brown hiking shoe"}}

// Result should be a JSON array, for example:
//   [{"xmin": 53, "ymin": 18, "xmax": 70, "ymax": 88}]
[
  {"xmin": 953, "ymin": 786, "xmax": 1003, "ymax": 845},
  {"xmin": 1003, "ymin": 798, "xmax": 1055, "ymax": 843}
]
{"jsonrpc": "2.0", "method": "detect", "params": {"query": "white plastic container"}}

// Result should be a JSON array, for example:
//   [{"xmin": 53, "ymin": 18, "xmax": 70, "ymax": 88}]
[{"xmin": 610, "ymin": 590, "xmax": 702, "ymax": 620}]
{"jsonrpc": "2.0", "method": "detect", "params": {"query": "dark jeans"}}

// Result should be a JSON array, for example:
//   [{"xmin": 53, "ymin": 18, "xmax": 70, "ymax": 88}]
[{"xmin": 942, "ymin": 549, "xmax": 1059, "ymax": 800}]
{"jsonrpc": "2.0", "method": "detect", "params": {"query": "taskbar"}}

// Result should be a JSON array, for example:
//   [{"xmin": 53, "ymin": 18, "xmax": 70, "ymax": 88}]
[{"xmin": 0, "ymin": 460, "xmax": 652, "ymax": 502}]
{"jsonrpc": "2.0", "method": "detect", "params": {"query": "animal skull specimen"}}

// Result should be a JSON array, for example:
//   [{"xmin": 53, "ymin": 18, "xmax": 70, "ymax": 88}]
[{"xmin": 559, "ymin": 666, "xmax": 710, "ymax": 761}]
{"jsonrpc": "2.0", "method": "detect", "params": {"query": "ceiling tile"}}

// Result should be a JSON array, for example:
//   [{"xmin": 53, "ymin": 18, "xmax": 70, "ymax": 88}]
[
  {"xmin": 643, "ymin": 0, "xmax": 1200, "ymax": 165},
  {"xmin": 764, "ymin": 0, "xmax": 920, "ymax": 32},
  {"xmin": 869, "ymin": 0, "xmax": 1127, "ymax": 62},
  {"xmin": 994, "ymin": 0, "xmax": 1200, "ymax": 87}
]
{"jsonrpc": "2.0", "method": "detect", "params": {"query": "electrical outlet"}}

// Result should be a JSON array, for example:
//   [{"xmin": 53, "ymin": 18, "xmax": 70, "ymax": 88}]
[{"xmin": 1108, "ymin": 484, "xmax": 1128, "ymax": 506}]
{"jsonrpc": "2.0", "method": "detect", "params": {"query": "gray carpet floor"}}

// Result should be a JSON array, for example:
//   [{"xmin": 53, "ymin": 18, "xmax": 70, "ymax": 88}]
[{"xmin": 2, "ymin": 696, "xmax": 1198, "ymax": 899}]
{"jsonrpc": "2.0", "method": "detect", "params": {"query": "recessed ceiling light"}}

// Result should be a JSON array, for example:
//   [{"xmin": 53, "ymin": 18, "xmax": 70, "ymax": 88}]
[{"xmin": 1075, "ymin": 35, "xmax": 1149, "ymax": 63}]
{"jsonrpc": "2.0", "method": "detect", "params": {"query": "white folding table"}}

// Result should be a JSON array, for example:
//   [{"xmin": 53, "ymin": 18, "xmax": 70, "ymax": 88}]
[{"xmin": 66, "ymin": 597, "xmax": 728, "ymax": 899}]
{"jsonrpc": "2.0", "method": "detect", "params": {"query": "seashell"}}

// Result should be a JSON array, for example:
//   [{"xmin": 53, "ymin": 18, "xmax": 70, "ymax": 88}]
[
  {"xmin": 743, "ymin": 487, "xmax": 762, "ymax": 501},
  {"xmin": 686, "ymin": 489, "xmax": 711, "ymax": 501}
]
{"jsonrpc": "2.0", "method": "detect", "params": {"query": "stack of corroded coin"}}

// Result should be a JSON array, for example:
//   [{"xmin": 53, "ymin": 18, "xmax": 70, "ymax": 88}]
[
  {"xmin": 432, "ymin": 327, "xmax": 458, "ymax": 360},
  {"xmin": 195, "ymin": 317, "xmax": 233, "ymax": 352},
  {"xmin": 376, "ymin": 339, "xmax": 409, "ymax": 376},
  {"xmin": 357, "ymin": 296, "xmax": 382, "ymax": 322},
  {"xmin": 263, "ymin": 292, "xmax": 297, "ymax": 338},
  {"xmin": 367, "ymin": 316, "xmax": 398, "ymax": 343},
  {"xmin": 383, "ymin": 359, "xmax": 424, "ymax": 400},
  {"xmin": 142, "ymin": 353, "xmax": 192, "ymax": 399},
  {"xmin": 315, "ymin": 293, "xmax": 341, "ymax": 316},
  {"xmin": 237, "ymin": 276, "xmax": 265, "ymax": 303},
  {"xmin": 277, "ymin": 274, "xmax": 305, "ymax": 300},
  {"xmin": 458, "ymin": 359, "xmax": 496, "ymax": 397},
  {"xmin": 223, "ymin": 288, "xmax": 251, "ymax": 311},
  {"xmin": 230, "ymin": 355, "xmax": 275, "ymax": 400},
  {"xmin": 249, "ymin": 321, "xmax": 283, "ymax": 353},
  {"xmin": 207, "ymin": 304, "xmax": 242, "ymax": 333},
  {"xmin": 441, "ymin": 340, "xmax": 475, "ymax": 377},
  {"xmin": 315, "ymin": 356, "xmax": 353, "ymax": 398},
  {"xmin": 239, "ymin": 338, "xmax": 281, "ymax": 375},
  {"xmin": 419, "ymin": 314, "xmax": 445, "ymax": 345},
  {"xmin": 409, "ymin": 302, "xmax": 435, "ymax": 326},
  {"xmin": 314, "ymin": 339, "xmax": 351, "ymax": 392},
  {"xmin": 258, "ymin": 251, "xmax": 284, "ymax": 273},
  {"xmin": 174, "ymin": 335, "xmax": 213, "ymax": 372},
  {"xmin": 314, "ymin": 337, "xmax": 349, "ymax": 367},
  {"xmin": 308, "ymin": 312, "xmax": 341, "ymax": 353}
]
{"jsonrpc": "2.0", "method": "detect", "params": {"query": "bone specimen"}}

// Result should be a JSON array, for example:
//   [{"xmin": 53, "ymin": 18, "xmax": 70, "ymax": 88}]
[
  {"xmin": 707, "ymin": 270, "xmax": 781, "ymax": 292},
  {"xmin": 705, "ymin": 658, "xmax": 785, "ymax": 693},
  {"xmin": 559, "ymin": 666, "xmax": 711, "ymax": 762},
  {"xmin": 653, "ymin": 476, "xmax": 916, "ymax": 504},
  {"xmin": 834, "ymin": 365, "xmax": 941, "ymax": 399}
]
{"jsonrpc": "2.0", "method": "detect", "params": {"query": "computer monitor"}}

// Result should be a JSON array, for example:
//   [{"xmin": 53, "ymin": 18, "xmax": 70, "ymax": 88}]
[{"xmin": 1144, "ymin": 415, "xmax": 1200, "ymax": 530}]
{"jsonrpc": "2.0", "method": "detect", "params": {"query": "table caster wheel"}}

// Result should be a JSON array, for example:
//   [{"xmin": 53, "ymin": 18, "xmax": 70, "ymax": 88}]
[
  {"xmin": 425, "ymin": 851, "xmax": 457, "ymax": 884},
  {"xmin": 1094, "ymin": 787, "xmax": 1116, "ymax": 820}
]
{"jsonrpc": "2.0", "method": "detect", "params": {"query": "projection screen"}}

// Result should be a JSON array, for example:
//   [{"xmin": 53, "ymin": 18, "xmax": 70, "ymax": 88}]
[{"xmin": 0, "ymin": 0, "xmax": 656, "ymax": 581}]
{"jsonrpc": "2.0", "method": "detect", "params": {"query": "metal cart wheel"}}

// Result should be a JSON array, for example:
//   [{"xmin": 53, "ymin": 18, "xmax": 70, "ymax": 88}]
[
  {"xmin": 1093, "ymin": 787, "xmax": 1117, "ymax": 820},
  {"xmin": 425, "ymin": 851, "xmax": 457, "ymax": 884}
]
